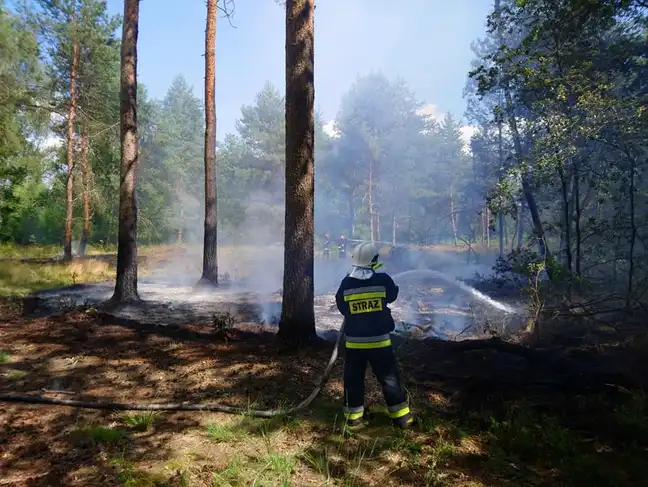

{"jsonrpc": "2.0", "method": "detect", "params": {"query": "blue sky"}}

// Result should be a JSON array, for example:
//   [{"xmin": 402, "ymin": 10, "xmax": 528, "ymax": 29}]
[{"xmin": 111, "ymin": 1, "xmax": 492, "ymax": 139}]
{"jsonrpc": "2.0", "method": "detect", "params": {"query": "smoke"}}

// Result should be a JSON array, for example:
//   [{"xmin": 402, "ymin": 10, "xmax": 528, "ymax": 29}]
[{"xmin": 126, "ymin": 0, "xmax": 521, "ymax": 340}]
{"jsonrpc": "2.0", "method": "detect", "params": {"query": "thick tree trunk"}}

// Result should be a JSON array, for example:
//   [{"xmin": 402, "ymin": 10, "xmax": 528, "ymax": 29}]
[
  {"xmin": 78, "ymin": 127, "xmax": 90, "ymax": 257},
  {"xmin": 278, "ymin": 0, "xmax": 316, "ymax": 346},
  {"xmin": 199, "ymin": 0, "xmax": 218, "ymax": 286},
  {"xmin": 64, "ymin": 16, "xmax": 79, "ymax": 261},
  {"xmin": 110, "ymin": 0, "xmax": 140, "ymax": 304}
]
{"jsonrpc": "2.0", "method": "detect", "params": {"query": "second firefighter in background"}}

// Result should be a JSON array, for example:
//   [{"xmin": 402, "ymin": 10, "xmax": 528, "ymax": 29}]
[{"xmin": 335, "ymin": 242, "xmax": 414, "ymax": 429}]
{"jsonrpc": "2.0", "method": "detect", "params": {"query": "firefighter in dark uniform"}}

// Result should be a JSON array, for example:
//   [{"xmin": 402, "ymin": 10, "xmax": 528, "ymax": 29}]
[
  {"xmin": 335, "ymin": 242, "xmax": 414, "ymax": 429},
  {"xmin": 323, "ymin": 233, "xmax": 331, "ymax": 259},
  {"xmin": 338, "ymin": 235, "xmax": 347, "ymax": 259}
]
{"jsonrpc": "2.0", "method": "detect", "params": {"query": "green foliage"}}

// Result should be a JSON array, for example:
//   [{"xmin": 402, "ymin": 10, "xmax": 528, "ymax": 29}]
[
  {"xmin": 122, "ymin": 411, "xmax": 158, "ymax": 431},
  {"xmin": 467, "ymin": 0, "xmax": 648, "ymax": 300}
]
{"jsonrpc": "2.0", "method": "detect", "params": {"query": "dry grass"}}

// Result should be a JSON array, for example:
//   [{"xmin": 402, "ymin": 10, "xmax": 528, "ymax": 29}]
[
  {"xmin": 0, "ymin": 242, "xmax": 118, "ymax": 259},
  {"xmin": 0, "ymin": 243, "xmax": 225, "ymax": 296},
  {"xmin": 0, "ymin": 260, "xmax": 115, "ymax": 296}
]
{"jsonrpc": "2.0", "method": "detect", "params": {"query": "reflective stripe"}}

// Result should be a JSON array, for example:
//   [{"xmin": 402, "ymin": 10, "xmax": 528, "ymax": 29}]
[
  {"xmin": 343, "ymin": 405, "xmax": 364, "ymax": 420},
  {"xmin": 343, "ymin": 291, "xmax": 386, "ymax": 302},
  {"xmin": 345, "ymin": 334, "xmax": 391, "ymax": 343},
  {"xmin": 388, "ymin": 406, "xmax": 410, "ymax": 419},
  {"xmin": 346, "ymin": 339, "xmax": 391, "ymax": 349},
  {"xmin": 344, "ymin": 411, "xmax": 364, "ymax": 420},
  {"xmin": 388, "ymin": 402, "xmax": 408, "ymax": 413},
  {"xmin": 343, "ymin": 286, "xmax": 386, "ymax": 296}
]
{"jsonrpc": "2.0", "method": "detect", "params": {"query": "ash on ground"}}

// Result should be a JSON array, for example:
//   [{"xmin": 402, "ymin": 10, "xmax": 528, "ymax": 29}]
[{"xmin": 27, "ymin": 273, "xmax": 525, "ymax": 342}]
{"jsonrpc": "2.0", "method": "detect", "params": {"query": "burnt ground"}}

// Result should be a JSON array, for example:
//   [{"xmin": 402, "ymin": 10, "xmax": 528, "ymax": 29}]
[{"xmin": 2, "ymin": 295, "xmax": 648, "ymax": 487}]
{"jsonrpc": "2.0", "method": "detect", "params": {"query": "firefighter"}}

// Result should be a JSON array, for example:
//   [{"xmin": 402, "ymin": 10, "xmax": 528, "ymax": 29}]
[
  {"xmin": 323, "ymin": 233, "xmax": 331, "ymax": 259},
  {"xmin": 338, "ymin": 235, "xmax": 347, "ymax": 259},
  {"xmin": 335, "ymin": 242, "xmax": 414, "ymax": 429}
]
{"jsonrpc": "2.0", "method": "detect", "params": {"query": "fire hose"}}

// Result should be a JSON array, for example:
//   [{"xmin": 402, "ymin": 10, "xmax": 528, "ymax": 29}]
[{"xmin": 0, "ymin": 320, "xmax": 346, "ymax": 418}]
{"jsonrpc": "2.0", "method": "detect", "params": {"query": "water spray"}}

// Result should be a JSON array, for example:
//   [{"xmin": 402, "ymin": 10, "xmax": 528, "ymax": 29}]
[
  {"xmin": 391, "ymin": 269, "xmax": 518, "ymax": 314},
  {"xmin": 0, "ymin": 269, "xmax": 516, "ymax": 413}
]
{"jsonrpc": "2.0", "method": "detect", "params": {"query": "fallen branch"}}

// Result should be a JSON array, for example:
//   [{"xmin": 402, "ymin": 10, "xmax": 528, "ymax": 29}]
[{"xmin": 0, "ymin": 321, "xmax": 346, "ymax": 416}]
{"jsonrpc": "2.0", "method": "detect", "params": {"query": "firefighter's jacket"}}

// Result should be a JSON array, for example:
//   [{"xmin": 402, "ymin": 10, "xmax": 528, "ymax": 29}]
[{"xmin": 335, "ymin": 270, "xmax": 399, "ymax": 349}]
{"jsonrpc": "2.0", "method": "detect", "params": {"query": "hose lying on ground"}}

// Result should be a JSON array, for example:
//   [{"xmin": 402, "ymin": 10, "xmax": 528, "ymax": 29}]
[{"xmin": 0, "ymin": 321, "xmax": 346, "ymax": 418}]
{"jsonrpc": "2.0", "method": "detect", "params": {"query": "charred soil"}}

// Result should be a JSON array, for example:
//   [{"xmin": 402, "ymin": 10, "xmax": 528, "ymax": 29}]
[{"xmin": 1, "ymin": 298, "xmax": 647, "ymax": 486}]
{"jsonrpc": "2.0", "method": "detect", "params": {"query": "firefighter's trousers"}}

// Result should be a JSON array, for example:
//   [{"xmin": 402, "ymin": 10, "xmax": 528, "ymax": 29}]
[{"xmin": 343, "ymin": 343, "xmax": 411, "ymax": 426}]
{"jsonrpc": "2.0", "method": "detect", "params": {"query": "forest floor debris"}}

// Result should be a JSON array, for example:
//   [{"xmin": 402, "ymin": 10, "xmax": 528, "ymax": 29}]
[{"xmin": 1, "ymin": 299, "xmax": 647, "ymax": 486}]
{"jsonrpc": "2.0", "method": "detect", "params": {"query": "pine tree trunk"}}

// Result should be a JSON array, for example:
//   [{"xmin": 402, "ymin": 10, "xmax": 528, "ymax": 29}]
[
  {"xmin": 486, "ymin": 206, "xmax": 491, "ymax": 248},
  {"xmin": 573, "ymin": 164, "xmax": 581, "ymax": 276},
  {"xmin": 110, "ymin": 0, "xmax": 140, "ymax": 304},
  {"xmin": 278, "ymin": 0, "xmax": 316, "ymax": 346},
  {"xmin": 516, "ymin": 200, "xmax": 524, "ymax": 250},
  {"xmin": 200, "ymin": 0, "xmax": 218, "ymax": 286},
  {"xmin": 376, "ymin": 211, "xmax": 381, "ymax": 242},
  {"xmin": 450, "ymin": 188, "xmax": 458, "ymax": 247},
  {"xmin": 347, "ymin": 190, "xmax": 354, "ymax": 238},
  {"xmin": 64, "ymin": 13, "xmax": 79, "ymax": 261},
  {"xmin": 78, "ymin": 126, "xmax": 90, "ymax": 257},
  {"xmin": 497, "ymin": 116, "xmax": 504, "ymax": 257},
  {"xmin": 368, "ymin": 157, "xmax": 375, "ymax": 243}
]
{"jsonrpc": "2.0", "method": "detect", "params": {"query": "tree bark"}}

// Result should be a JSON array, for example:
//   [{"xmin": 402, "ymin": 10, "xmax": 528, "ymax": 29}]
[
  {"xmin": 376, "ymin": 211, "xmax": 381, "ymax": 242},
  {"xmin": 486, "ymin": 206, "xmax": 491, "ymax": 248},
  {"xmin": 573, "ymin": 163, "xmax": 581, "ymax": 276},
  {"xmin": 199, "ymin": 0, "xmax": 219, "ymax": 286},
  {"xmin": 78, "ymin": 126, "xmax": 91, "ymax": 257},
  {"xmin": 516, "ymin": 199, "xmax": 524, "ymax": 250},
  {"xmin": 347, "ymin": 190, "xmax": 355, "ymax": 238},
  {"xmin": 450, "ymin": 188, "xmax": 458, "ymax": 247},
  {"xmin": 64, "ymin": 11, "xmax": 79, "ymax": 261},
  {"xmin": 626, "ymin": 149, "xmax": 637, "ymax": 306},
  {"xmin": 278, "ymin": 0, "xmax": 317, "ymax": 346},
  {"xmin": 557, "ymin": 164, "xmax": 572, "ymax": 272},
  {"xmin": 110, "ymin": 0, "xmax": 140, "ymax": 304},
  {"xmin": 497, "ymin": 116, "xmax": 504, "ymax": 257},
  {"xmin": 368, "ymin": 156, "xmax": 375, "ymax": 243}
]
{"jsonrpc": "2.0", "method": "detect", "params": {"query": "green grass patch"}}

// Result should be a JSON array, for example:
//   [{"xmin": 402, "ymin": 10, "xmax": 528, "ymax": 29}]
[
  {"xmin": 58, "ymin": 396, "xmax": 646, "ymax": 487},
  {"xmin": 0, "ymin": 260, "xmax": 115, "ymax": 296},
  {"xmin": 4, "ymin": 368, "xmax": 27, "ymax": 380},
  {"xmin": 211, "ymin": 456, "xmax": 245, "ymax": 486},
  {"xmin": 82, "ymin": 424, "xmax": 129, "ymax": 445},
  {"xmin": 111, "ymin": 455, "xmax": 167, "ymax": 487},
  {"xmin": 0, "ymin": 350, "xmax": 10, "ymax": 364},
  {"xmin": 0, "ymin": 242, "xmax": 118, "ymax": 259},
  {"xmin": 205, "ymin": 422, "xmax": 249, "ymax": 444},
  {"xmin": 122, "ymin": 411, "xmax": 159, "ymax": 431}
]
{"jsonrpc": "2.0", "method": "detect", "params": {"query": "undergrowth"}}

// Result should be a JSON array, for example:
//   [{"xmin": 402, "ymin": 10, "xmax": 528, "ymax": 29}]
[
  {"xmin": 70, "ymin": 392, "xmax": 648, "ymax": 487},
  {"xmin": 0, "ymin": 260, "xmax": 115, "ymax": 296}
]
